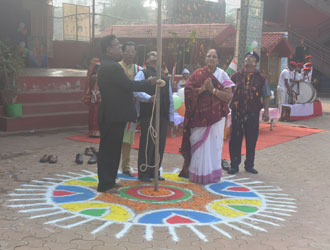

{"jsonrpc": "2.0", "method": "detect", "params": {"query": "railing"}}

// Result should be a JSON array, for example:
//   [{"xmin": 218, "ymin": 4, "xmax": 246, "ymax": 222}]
[
  {"xmin": 289, "ymin": 28, "xmax": 330, "ymax": 77},
  {"xmin": 289, "ymin": 28, "xmax": 330, "ymax": 62},
  {"xmin": 318, "ymin": 19, "xmax": 330, "ymax": 42},
  {"xmin": 303, "ymin": 0, "xmax": 330, "ymax": 17}
]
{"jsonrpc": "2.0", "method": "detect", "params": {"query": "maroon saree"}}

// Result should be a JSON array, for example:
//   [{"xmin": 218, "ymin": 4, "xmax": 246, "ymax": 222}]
[{"xmin": 179, "ymin": 67, "xmax": 229, "ymax": 178}]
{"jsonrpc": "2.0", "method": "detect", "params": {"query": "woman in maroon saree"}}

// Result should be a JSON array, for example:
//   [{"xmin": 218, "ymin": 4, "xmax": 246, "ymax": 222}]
[
  {"xmin": 179, "ymin": 49, "xmax": 234, "ymax": 184},
  {"xmin": 82, "ymin": 58, "xmax": 101, "ymax": 137}
]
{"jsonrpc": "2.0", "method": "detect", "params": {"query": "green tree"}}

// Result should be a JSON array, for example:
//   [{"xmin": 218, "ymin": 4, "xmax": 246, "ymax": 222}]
[
  {"xmin": 225, "ymin": 9, "xmax": 237, "ymax": 27},
  {"xmin": 101, "ymin": 0, "xmax": 149, "ymax": 31}
]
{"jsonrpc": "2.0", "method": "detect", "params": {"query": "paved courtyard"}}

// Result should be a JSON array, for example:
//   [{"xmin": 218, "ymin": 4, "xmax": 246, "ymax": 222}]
[{"xmin": 0, "ymin": 99, "xmax": 330, "ymax": 250}]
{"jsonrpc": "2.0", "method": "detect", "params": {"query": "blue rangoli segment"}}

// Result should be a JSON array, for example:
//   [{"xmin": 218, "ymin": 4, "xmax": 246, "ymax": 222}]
[
  {"xmin": 51, "ymin": 185, "xmax": 96, "ymax": 203},
  {"xmin": 209, "ymin": 181, "xmax": 259, "ymax": 198},
  {"xmin": 138, "ymin": 210, "xmax": 222, "ymax": 225},
  {"xmin": 117, "ymin": 173, "xmax": 138, "ymax": 180}
]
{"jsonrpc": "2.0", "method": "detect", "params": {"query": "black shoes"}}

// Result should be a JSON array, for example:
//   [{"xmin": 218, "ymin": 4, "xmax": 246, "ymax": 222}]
[
  {"xmin": 244, "ymin": 167, "xmax": 258, "ymax": 174},
  {"xmin": 40, "ymin": 154, "xmax": 57, "ymax": 164},
  {"xmin": 227, "ymin": 166, "xmax": 258, "ymax": 174},
  {"xmin": 77, "ymin": 147, "xmax": 98, "ymax": 165},
  {"xmin": 85, "ymin": 147, "xmax": 98, "ymax": 156},
  {"xmin": 227, "ymin": 167, "xmax": 239, "ymax": 175},
  {"xmin": 84, "ymin": 147, "xmax": 94, "ymax": 156},
  {"xmin": 40, "ymin": 154, "xmax": 49, "ymax": 163},
  {"xmin": 152, "ymin": 176, "xmax": 165, "ymax": 181},
  {"xmin": 90, "ymin": 147, "xmax": 98, "ymax": 155},
  {"xmin": 48, "ymin": 155, "xmax": 58, "ymax": 164},
  {"xmin": 88, "ymin": 154, "xmax": 97, "ymax": 164},
  {"xmin": 221, "ymin": 160, "xmax": 230, "ymax": 171},
  {"xmin": 75, "ymin": 154, "xmax": 83, "ymax": 164}
]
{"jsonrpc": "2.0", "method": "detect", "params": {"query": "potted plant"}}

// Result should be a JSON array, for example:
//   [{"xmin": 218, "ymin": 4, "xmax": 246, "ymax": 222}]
[{"xmin": 0, "ymin": 41, "xmax": 25, "ymax": 117}]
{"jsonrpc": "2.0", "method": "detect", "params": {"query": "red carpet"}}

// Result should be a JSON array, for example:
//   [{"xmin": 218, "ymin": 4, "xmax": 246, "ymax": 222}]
[{"xmin": 66, "ymin": 123, "xmax": 324, "ymax": 160}]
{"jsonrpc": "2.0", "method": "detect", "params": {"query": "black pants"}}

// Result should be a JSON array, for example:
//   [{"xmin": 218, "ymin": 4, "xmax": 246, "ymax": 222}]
[
  {"xmin": 97, "ymin": 121, "xmax": 126, "ymax": 192},
  {"xmin": 138, "ymin": 116, "xmax": 168, "ymax": 178},
  {"xmin": 229, "ymin": 111, "xmax": 260, "ymax": 170}
]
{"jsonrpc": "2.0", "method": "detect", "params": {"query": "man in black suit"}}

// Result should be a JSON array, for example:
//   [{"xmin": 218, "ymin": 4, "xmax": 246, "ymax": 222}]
[{"xmin": 97, "ymin": 35, "xmax": 163, "ymax": 193}]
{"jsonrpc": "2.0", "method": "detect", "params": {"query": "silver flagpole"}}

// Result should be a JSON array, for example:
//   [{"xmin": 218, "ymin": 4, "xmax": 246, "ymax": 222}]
[{"xmin": 154, "ymin": 0, "xmax": 162, "ymax": 191}]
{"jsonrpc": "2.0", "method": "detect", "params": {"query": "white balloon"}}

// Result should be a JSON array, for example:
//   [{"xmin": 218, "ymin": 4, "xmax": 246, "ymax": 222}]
[
  {"xmin": 251, "ymin": 40, "xmax": 258, "ymax": 48},
  {"xmin": 19, "ymin": 41, "xmax": 26, "ymax": 48},
  {"xmin": 177, "ymin": 88, "xmax": 185, "ymax": 100},
  {"xmin": 19, "ymin": 22, "xmax": 25, "ymax": 29}
]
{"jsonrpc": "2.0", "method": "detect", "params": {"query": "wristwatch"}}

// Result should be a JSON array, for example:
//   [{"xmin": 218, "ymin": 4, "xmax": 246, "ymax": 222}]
[{"xmin": 212, "ymin": 88, "xmax": 217, "ymax": 95}]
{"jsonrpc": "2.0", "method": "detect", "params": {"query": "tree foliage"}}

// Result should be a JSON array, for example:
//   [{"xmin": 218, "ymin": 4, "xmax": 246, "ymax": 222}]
[
  {"xmin": 225, "ymin": 9, "xmax": 237, "ymax": 27},
  {"xmin": 101, "ymin": 0, "xmax": 149, "ymax": 31},
  {"xmin": 0, "ymin": 41, "xmax": 25, "ymax": 104}
]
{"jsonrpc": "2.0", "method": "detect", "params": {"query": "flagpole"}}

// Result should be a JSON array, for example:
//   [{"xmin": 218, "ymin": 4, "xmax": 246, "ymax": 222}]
[{"xmin": 154, "ymin": 0, "xmax": 162, "ymax": 191}]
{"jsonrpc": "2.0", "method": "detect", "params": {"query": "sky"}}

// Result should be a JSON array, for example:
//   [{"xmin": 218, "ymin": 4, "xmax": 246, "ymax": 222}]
[
  {"xmin": 52, "ymin": 0, "xmax": 241, "ymax": 12},
  {"xmin": 145, "ymin": 0, "xmax": 240, "ymax": 10}
]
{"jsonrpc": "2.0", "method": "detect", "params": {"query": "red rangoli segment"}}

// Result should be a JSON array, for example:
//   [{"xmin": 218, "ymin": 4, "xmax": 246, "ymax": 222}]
[
  {"xmin": 125, "ymin": 186, "xmax": 184, "ymax": 201},
  {"xmin": 140, "ymin": 187, "xmax": 172, "ymax": 196},
  {"xmin": 53, "ymin": 190, "xmax": 76, "ymax": 196},
  {"xmin": 227, "ymin": 187, "xmax": 250, "ymax": 192},
  {"xmin": 166, "ymin": 215, "xmax": 196, "ymax": 224}
]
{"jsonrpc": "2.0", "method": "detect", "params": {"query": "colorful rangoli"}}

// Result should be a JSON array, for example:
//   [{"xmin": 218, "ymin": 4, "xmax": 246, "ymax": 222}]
[{"xmin": 7, "ymin": 170, "xmax": 296, "ymax": 241}]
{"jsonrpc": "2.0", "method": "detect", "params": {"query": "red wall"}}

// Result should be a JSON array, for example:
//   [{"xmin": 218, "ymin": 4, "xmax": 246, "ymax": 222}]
[{"xmin": 48, "ymin": 40, "xmax": 91, "ymax": 69}]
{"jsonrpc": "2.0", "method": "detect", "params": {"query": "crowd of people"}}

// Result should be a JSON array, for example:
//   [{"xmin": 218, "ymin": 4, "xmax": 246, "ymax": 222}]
[
  {"xmin": 83, "ymin": 34, "xmax": 281, "ymax": 193},
  {"xmin": 277, "ymin": 55, "xmax": 316, "ymax": 120}
]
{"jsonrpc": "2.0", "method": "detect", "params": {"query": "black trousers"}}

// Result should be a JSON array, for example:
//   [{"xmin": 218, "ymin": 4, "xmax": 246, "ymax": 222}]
[
  {"xmin": 97, "ymin": 121, "xmax": 126, "ymax": 192},
  {"xmin": 138, "ymin": 116, "xmax": 168, "ymax": 178},
  {"xmin": 229, "ymin": 111, "xmax": 260, "ymax": 170}
]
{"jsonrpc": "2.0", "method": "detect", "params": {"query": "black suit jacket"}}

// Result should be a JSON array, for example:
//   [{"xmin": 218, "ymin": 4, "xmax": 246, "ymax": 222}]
[{"xmin": 97, "ymin": 56, "xmax": 152, "ymax": 124}]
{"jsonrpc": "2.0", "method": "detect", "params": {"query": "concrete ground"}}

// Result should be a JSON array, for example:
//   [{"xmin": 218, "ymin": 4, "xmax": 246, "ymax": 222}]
[{"xmin": 0, "ymin": 99, "xmax": 330, "ymax": 250}]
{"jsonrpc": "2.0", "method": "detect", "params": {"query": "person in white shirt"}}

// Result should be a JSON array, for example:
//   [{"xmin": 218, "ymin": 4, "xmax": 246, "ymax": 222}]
[
  {"xmin": 289, "ymin": 63, "xmax": 303, "ymax": 89},
  {"xmin": 277, "ymin": 61, "xmax": 297, "ymax": 107},
  {"xmin": 302, "ymin": 67, "xmax": 312, "ymax": 84},
  {"xmin": 177, "ymin": 68, "xmax": 190, "ymax": 90},
  {"xmin": 301, "ymin": 55, "xmax": 313, "ymax": 79},
  {"xmin": 303, "ymin": 62, "xmax": 313, "ymax": 82}
]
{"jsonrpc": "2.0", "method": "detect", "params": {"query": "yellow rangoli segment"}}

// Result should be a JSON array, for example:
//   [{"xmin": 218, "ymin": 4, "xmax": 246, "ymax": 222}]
[
  {"xmin": 64, "ymin": 180, "xmax": 98, "ymax": 186},
  {"xmin": 217, "ymin": 199, "xmax": 262, "ymax": 207},
  {"xmin": 61, "ymin": 202, "xmax": 109, "ymax": 211},
  {"xmin": 61, "ymin": 202, "xmax": 131, "ymax": 222},
  {"xmin": 210, "ymin": 199, "xmax": 262, "ymax": 218},
  {"xmin": 210, "ymin": 202, "xmax": 247, "ymax": 217},
  {"xmin": 162, "ymin": 173, "xmax": 191, "ymax": 183},
  {"xmin": 102, "ymin": 204, "xmax": 131, "ymax": 222}
]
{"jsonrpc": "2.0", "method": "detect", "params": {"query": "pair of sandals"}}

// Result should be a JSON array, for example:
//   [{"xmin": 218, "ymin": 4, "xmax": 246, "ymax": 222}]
[
  {"xmin": 40, "ymin": 154, "xmax": 58, "ymax": 164},
  {"xmin": 75, "ymin": 147, "xmax": 98, "ymax": 165}
]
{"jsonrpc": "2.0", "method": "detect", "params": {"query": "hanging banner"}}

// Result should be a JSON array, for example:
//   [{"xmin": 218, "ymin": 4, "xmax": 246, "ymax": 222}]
[{"xmin": 63, "ymin": 3, "xmax": 90, "ymax": 41}]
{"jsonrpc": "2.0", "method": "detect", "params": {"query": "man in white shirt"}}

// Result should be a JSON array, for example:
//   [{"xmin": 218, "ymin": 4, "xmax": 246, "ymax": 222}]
[{"xmin": 277, "ymin": 61, "xmax": 297, "ymax": 107}]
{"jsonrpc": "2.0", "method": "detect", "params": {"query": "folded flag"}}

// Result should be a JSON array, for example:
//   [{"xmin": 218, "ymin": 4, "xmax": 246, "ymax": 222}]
[{"xmin": 226, "ymin": 58, "xmax": 237, "ymax": 76}]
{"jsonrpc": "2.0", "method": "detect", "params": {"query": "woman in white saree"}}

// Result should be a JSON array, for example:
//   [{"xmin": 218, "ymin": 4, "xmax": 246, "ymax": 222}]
[{"xmin": 179, "ymin": 49, "xmax": 235, "ymax": 184}]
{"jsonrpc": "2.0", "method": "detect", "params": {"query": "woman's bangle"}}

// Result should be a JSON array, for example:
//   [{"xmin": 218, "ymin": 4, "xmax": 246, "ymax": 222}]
[{"xmin": 212, "ymin": 88, "xmax": 217, "ymax": 95}]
